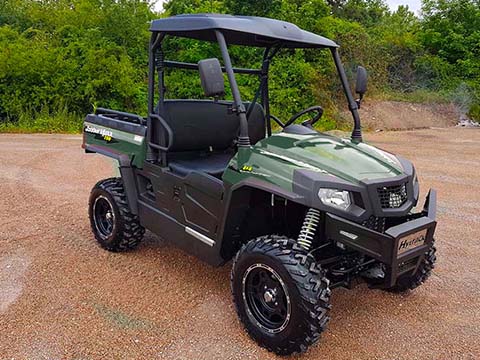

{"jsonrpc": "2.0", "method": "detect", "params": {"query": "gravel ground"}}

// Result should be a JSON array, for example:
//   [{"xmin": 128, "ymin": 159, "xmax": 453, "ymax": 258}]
[{"xmin": 0, "ymin": 128, "xmax": 479, "ymax": 360}]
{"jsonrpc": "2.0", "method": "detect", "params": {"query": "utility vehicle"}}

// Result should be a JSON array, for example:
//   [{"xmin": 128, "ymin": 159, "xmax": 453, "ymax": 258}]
[{"xmin": 83, "ymin": 14, "xmax": 437, "ymax": 355}]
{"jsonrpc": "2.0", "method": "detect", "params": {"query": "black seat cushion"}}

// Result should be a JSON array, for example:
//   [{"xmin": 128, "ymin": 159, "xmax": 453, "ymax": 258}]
[{"xmin": 169, "ymin": 151, "xmax": 234, "ymax": 177}]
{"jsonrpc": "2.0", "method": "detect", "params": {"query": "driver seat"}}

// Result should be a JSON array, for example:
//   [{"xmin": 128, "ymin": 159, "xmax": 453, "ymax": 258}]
[{"xmin": 160, "ymin": 100, "xmax": 265, "ymax": 178}]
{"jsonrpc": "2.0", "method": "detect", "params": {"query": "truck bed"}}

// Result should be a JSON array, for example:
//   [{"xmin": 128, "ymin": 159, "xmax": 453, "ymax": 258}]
[{"xmin": 82, "ymin": 108, "xmax": 147, "ymax": 168}]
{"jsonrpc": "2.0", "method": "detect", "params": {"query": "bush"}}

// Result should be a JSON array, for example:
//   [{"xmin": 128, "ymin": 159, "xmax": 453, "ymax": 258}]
[{"xmin": 0, "ymin": 105, "xmax": 82, "ymax": 133}]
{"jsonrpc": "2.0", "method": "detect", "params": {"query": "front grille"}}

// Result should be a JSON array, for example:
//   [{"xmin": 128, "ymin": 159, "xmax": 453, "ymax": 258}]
[
  {"xmin": 377, "ymin": 183, "xmax": 407, "ymax": 209},
  {"xmin": 362, "ymin": 215, "xmax": 386, "ymax": 233}
]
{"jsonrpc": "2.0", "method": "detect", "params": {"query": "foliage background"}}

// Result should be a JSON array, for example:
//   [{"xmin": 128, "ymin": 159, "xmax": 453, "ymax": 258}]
[{"xmin": 0, "ymin": 0, "xmax": 479, "ymax": 132}]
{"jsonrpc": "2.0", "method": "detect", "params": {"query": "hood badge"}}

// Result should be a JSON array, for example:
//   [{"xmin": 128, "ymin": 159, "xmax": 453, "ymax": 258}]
[{"xmin": 239, "ymin": 164, "xmax": 270, "ymax": 177}]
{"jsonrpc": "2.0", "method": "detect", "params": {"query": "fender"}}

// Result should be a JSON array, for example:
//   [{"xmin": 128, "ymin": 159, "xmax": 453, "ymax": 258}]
[
  {"xmin": 85, "ymin": 144, "xmax": 139, "ymax": 215},
  {"xmin": 216, "ymin": 177, "xmax": 307, "ymax": 262},
  {"xmin": 228, "ymin": 177, "xmax": 306, "ymax": 204}
]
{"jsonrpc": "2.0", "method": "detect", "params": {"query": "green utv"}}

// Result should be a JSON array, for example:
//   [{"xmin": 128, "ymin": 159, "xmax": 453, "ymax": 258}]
[{"xmin": 83, "ymin": 14, "xmax": 437, "ymax": 355}]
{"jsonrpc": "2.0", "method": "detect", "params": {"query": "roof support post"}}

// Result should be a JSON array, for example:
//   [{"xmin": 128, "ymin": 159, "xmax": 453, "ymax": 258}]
[
  {"xmin": 215, "ymin": 30, "xmax": 251, "ymax": 149},
  {"xmin": 146, "ymin": 32, "xmax": 166, "ymax": 164},
  {"xmin": 147, "ymin": 33, "xmax": 157, "ymax": 162},
  {"xmin": 261, "ymin": 48, "xmax": 272, "ymax": 137},
  {"xmin": 331, "ymin": 48, "xmax": 363, "ymax": 143},
  {"xmin": 261, "ymin": 46, "xmax": 280, "ymax": 137}
]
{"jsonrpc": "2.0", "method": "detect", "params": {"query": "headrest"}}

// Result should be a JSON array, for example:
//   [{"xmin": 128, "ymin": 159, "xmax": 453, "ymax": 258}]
[{"xmin": 198, "ymin": 58, "xmax": 225, "ymax": 98}]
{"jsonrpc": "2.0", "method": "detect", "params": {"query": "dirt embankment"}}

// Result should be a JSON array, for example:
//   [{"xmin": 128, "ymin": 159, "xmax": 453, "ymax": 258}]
[{"xmin": 343, "ymin": 100, "xmax": 459, "ymax": 131}]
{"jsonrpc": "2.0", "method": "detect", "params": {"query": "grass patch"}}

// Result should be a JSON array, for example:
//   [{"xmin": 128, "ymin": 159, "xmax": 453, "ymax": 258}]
[
  {"xmin": 378, "ymin": 89, "xmax": 450, "ymax": 104},
  {"xmin": 0, "ymin": 107, "xmax": 83, "ymax": 133},
  {"xmin": 93, "ymin": 303, "xmax": 154, "ymax": 330}
]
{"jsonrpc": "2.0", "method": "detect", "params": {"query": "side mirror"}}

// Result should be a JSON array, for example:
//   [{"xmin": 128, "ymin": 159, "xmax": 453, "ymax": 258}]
[
  {"xmin": 355, "ymin": 66, "xmax": 368, "ymax": 96},
  {"xmin": 198, "ymin": 58, "xmax": 225, "ymax": 98}
]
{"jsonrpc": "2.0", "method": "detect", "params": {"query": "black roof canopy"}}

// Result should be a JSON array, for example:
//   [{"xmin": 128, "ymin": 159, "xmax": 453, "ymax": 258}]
[{"xmin": 150, "ymin": 14, "xmax": 338, "ymax": 48}]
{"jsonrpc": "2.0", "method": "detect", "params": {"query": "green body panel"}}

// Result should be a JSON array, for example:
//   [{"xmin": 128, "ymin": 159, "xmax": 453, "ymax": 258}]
[
  {"xmin": 223, "ymin": 132, "xmax": 404, "ymax": 192},
  {"xmin": 83, "ymin": 121, "xmax": 147, "ymax": 168}
]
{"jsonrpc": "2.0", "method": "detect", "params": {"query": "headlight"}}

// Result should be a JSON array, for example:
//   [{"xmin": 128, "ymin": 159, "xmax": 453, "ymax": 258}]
[{"xmin": 318, "ymin": 188, "xmax": 352, "ymax": 210}]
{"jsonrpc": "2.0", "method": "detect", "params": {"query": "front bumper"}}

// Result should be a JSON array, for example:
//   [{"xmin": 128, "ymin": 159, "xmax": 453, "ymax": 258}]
[{"xmin": 325, "ymin": 189, "xmax": 437, "ymax": 287}]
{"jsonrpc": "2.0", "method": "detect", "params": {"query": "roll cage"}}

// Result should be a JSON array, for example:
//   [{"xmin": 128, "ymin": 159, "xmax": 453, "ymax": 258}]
[{"xmin": 146, "ymin": 14, "xmax": 363, "ymax": 164}]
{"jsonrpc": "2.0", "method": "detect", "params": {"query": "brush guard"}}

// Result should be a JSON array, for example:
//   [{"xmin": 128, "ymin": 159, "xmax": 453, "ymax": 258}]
[{"xmin": 323, "ymin": 189, "xmax": 437, "ymax": 288}]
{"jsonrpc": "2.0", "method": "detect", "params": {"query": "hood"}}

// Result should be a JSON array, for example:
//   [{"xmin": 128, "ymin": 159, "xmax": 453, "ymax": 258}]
[{"xmin": 251, "ymin": 132, "xmax": 405, "ymax": 185}]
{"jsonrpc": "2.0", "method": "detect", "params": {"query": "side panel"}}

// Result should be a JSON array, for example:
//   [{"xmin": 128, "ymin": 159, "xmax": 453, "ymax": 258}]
[{"xmin": 136, "ymin": 162, "xmax": 225, "ymax": 266}]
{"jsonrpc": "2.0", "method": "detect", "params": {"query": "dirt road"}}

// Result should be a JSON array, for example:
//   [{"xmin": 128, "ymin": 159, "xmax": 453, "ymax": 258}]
[{"xmin": 1, "ymin": 128, "xmax": 479, "ymax": 360}]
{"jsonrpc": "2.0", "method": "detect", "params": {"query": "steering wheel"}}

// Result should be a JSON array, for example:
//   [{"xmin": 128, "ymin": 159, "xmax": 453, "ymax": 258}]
[{"xmin": 284, "ymin": 106, "xmax": 324, "ymax": 128}]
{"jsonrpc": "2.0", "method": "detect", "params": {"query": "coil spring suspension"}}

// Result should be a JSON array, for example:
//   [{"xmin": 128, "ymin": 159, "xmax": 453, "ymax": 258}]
[{"xmin": 297, "ymin": 208, "xmax": 321, "ymax": 251}]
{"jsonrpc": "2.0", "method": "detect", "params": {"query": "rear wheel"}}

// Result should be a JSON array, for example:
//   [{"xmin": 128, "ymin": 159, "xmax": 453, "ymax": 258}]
[
  {"xmin": 231, "ymin": 235, "xmax": 331, "ymax": 355},
  {"xmin": 88, "ymin": 177, "xmax": 144, "ymax": 251}
]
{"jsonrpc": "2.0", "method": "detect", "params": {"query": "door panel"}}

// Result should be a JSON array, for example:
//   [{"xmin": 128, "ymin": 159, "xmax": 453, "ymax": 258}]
[{"xmin": 136, "ymin": 162, "xmax": 226, "ymax": 265}]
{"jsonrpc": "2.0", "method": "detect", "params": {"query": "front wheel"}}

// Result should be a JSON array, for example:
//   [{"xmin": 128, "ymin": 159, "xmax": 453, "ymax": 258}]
[
  {"xmin": 231, "ymin": 235, "xmax": 331, "ymax": 356},
  {"xmin": 387, "ymin": 240, "xmax": 437, "ymax": 293}
]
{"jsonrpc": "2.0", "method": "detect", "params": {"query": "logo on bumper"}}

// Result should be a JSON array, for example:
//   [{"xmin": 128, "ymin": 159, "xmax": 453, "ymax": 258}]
[{"xmin": 398, "ymin": 230, "xmax": 427, "ymax": 255}]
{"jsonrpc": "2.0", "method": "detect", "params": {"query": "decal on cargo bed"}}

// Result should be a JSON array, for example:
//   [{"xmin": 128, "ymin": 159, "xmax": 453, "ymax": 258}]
[
  {"xmin": 84, "ymin": 125, "xmax": 114, "ymax": 142},
  {"xmin": 83, "ymin": 122, "xmax": 144, "ymax": 145}
]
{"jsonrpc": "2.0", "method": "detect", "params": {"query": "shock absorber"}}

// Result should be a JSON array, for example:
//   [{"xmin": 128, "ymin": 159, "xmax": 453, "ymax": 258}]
[{"xmin": 297, "ymin": 208, "xmax": 321, "ymax": 251}]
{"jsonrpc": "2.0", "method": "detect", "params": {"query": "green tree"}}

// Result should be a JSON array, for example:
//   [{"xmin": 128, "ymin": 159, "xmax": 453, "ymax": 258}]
[
  {"xmin": 330, "ymin": 0, "xmax": 389, "ymax": 27},
  {"xmin": 420, "ymin": 0, "xmax": 480, "ymax": 116}
]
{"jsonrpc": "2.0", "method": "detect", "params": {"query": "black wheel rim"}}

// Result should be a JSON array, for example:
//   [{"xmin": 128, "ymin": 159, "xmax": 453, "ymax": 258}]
[
  {"xmin": 242, "ymin": 263, "xmax": 291, "ymax": 334},
  {"xmin": 93, "ymin": 196, "xmax": 115, "ymax": 239}
]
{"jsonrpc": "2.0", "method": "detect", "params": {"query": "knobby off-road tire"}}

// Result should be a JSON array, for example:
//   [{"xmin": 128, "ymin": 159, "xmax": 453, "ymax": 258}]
[
  {"xmin": 387, "ymin": 239, "xmax": 437, "ymax": 293},
  {"xmin": 231, "ymin": 235, "xmax": 331, "ymax": 356},
  {"xmin": 88, "ymin": 177, "xmax": 145, "ymax": 252}
]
